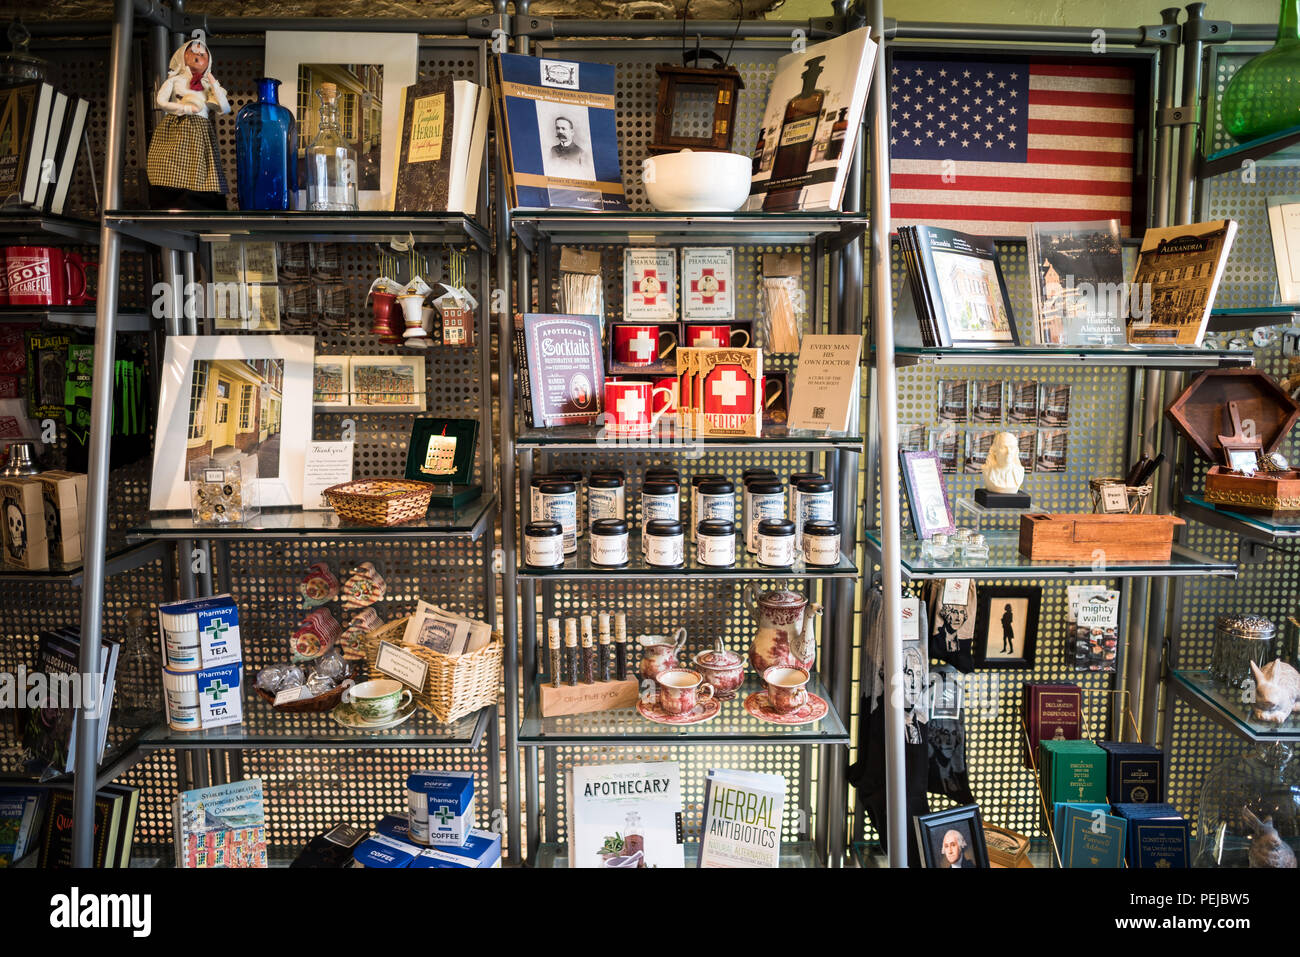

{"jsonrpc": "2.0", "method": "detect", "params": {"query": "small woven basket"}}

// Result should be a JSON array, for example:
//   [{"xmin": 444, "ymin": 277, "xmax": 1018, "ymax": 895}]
[
  {"xmin": 1089, "ymin": 478, "xmax": 1153, "ymax": 515},
  {"xmin": 361, "ymin": 616, "xmax": 502, "ymax": 723},
  {"xmin": 323, "ymin": 479, "xmax": 434, "ymax": 526}
]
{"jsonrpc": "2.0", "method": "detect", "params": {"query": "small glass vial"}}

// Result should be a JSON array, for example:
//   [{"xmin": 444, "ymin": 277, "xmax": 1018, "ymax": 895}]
[
  {"xmin": 920, "ymin": 532, "xmax": 954, "ymax": 563},
  {"xmin": 644, "ymin": 518, "xmax": 685, "ymax": 568},
  {"xmin": 524, "ymin": 520, "xmax": 565, "ymax": 568},
  {"xmin": 695, "ymin": 479, "xmax": 736, "ymax": 542},
  {"xmin": 564, "ymin": 618, "xmax": 580, "ymax": 686},
  {"xmin": 554, "ymin": 469, "xmax": 586, "ymax": 539},
  {"xmin": 614, "ymin": 612, "xmax": 629, "ymax": 680},
  {"xmin": 689, "ymin": 473, "xmax": 727, "ymax": 542},
  {"xmin": 117, "ymin": 607, "xmax": 163, "ymax": 727},
  {"xmin": 587, "ymin": 471, "xmax": 626, "ymax": 524},
  {"xmin": 590, "ymin": 518, "xmax": 630, "ymax": 567},
  {"xmin": 795, "ymin": 477, "xmax": 835, "ymax": 550},
  {"xmin": 757, "ymin": 518, "xmax": 797, "ymax": 567},
  {"xmin": 697, "ymin": 519, "xmax": 737, "ymax": 567},
  {"xmin": 547, "ymin": 618, "xmax": 562, "ymax": 687},
  {"xmin": 162, "ymin": 668, "xmax": 200, "ymax": 731},
  {"xmin": 597, "ymin": 613, "xmax": 613, "ymax": 681},
  {"xmin": 640, "ymin": 480, "xmax": 681, "ymax": 553},
  {"xmin": 960, "ymin": 533, "xmax": 990, "ymax": 563},
  {"xmin": 802, "ymin": 519, "xmax": 841, "ymax": 566},
  {"xmin": 538, "ymin": 481, "xmax": 578, "ymax": 555},
  {"xmin": 746, "ymin": 478, "xmax": 786, "ymax": 554},
  {"xmin": 580, "ymin": 615, "xmax": 597, "ymax": 683}
]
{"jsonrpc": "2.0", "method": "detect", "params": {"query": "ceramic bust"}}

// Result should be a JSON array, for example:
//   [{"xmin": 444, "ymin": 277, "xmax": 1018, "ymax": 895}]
[
  {"xmin": 145, "ymin": 38, "xmax": 231, "ymax": 210},
  {"xmin": 982, "ymin": 431, "xmax": 1026, "ymax": 495}
]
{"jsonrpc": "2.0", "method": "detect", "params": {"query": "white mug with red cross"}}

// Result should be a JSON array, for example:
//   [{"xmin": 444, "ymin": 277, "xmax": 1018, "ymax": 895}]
[{"xmin": 604, "ymin": 380, "xmax": 674, "ymax": 434}]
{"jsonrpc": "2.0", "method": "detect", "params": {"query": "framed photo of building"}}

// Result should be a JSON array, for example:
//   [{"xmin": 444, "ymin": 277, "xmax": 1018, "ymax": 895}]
[{"xmin": 150, "ymin": 336, "xmax": 314, "ymax": 510}]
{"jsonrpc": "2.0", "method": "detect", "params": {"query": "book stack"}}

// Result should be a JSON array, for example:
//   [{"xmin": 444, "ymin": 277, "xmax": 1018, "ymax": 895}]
[
  {"xmin": 31, "ymin": 783, "xmax": 140, "ymax": 868},
  {"xmin": 1021, "ymin": 681, "xmax": 1082, "ymax": 767},
  {"xmin": 391, "ymin": 77, "xmax": 489, "ymax": 215},
  {"xmin": 0, "ymin": 83, "xmax": 91, "ymax": 215},
  {"xmin": 1111, "ymin": 803, "xmax": 1189, "ymax": 868},
  {"xmin": 1056, "ymin": 803, "xmax": 1127, "ymax": 868},
  {"xmin": 1039, "ymin": 739, "xmax": 1108, "ymax": 806},
  {"xmin": 898, "ymin": 225, "xmax": 1019, "ymax": 348},
  {"xmin": 1098, "ymin": 741, "xmax": 1164, "ymax": 805}
]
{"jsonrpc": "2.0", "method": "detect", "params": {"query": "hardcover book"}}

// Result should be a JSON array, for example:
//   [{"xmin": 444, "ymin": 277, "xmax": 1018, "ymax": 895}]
[
  {"xmin": 1127, "ymin": 220, "xmax": 1237, "ymax": 346},
  {"xmin": 491, "ymin": 53, "xmax": 628, "ymax": 212},
  {"xmin": 1022, "ymin": 681, "xmax": 1082, "ymax": 767},
  {"xmin": 698, "ymin": 768, "xmax": 785, "ymax": 868},
  {"xmin": 1113, "ymin": 803, "xmax": 1188, "ymax": 868},
  {"xmin": 37, "ymin": 786, "xmax": 123, "ymax": 869},
  {"xmin": 173, "ymin": 778, "xmax": 267, "ymax": 868},
  {"xmin": 1050, "ymin": 801, "xmax": 1109, "ymax": 855},
  {"xmin": 566, "ymin": 762, "xmax": 684, "ymax": 868},
  {"xmin": 1060, "ymin": 805, "xmax": 1127, "ymax": 868},
  {"xmin": 787, "ymin": 333, "xmax": 862, "ymax": 433},
  {"xmin": 392, "ymin": 78, "xmax": 488, "ymax": 214},
  {"xmin": 1027, "ymin": 220, "xmax": 1126, "ymax": 345},
  {"xmin": 901, "ymin": 225, "xmax": 1019, "ymax": 347},
  {"xmin": 1041, "ymin": 739, "xmax": 1107, "ymax": 805},
  {"xmin": 0, "ymin": 84, "xmax": 40, "ymax": 203},
  {"xmin": 1099, "ymin": 741, "xmax": 1163, "ymax": 804},
  {"xmin": 748, "ymin": 27, "xmax": 876, "ymax": 212},
  {"xmin": 0, "ymin": 787, "xmax": 47, "ymax": 866},
  {"xmin": 20, "ymin": 627, "xmax": 117, "ymax": 775},
  {"xmin": 514, "ymin": 313, "xmax": 604, "ymax": 428}
]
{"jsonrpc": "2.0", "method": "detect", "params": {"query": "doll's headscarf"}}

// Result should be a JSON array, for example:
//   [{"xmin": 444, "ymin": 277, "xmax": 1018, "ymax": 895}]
[{"xmin": 167, "ymin": 39, "xmax": 214, "ymax": 92}]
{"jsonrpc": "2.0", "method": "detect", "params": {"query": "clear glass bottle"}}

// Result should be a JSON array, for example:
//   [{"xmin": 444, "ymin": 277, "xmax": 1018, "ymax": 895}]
[
  {"xmin": 305, "ymin": 81, "xmax": 357, "ymax": 212},
  {"xmin": 116, "ymin": 607, "xmax": 163, "ymax": 727}
]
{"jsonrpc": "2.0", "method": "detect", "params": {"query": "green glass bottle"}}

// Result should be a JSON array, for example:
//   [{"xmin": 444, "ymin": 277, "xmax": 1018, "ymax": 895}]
[{"xmin": 1220, "ymin": 0, "xmax": 1300, "ymax": 143}]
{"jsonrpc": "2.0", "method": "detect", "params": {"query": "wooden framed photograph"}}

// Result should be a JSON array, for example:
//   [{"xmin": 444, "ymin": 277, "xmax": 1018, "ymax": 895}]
[
  {"xmin": 900, "ymin": 449, "xmax": 955, "ymax": 540},
  {"xmin": 914, "ymin": 803, "xmax": 989, "ymax": 869},
  {"xmin": 973, "ymin": 585, "xmax": 1041, "ymax": 669}
]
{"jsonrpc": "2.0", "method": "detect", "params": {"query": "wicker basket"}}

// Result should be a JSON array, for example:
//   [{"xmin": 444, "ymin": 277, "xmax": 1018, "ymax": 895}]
[
  {"xmin": 323, "ymin": 479, "xmax": 434, "ymax": 526},
  {"xmin": 361, "ymin": 616, "xmax": 502, "ymax": 723},
  {"xmin": 1089, "ymin": 478, "xmax": 1153, "ymax": 515}
]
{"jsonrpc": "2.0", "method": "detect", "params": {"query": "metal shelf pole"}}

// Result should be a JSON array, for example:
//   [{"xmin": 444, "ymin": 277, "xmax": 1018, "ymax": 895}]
[
  {"xmin": 73, "ymin": 0, "xmax": 135, "ymax": 867},
  {"xmin": 865, "ymin": 0, "xmax": 907, "ymax": 867}
]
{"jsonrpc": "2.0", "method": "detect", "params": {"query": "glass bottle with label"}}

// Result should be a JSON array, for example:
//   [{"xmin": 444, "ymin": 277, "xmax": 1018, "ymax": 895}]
[{"xmin": 305, "ymin": 82, "xmax": 357, "ymax": 211}]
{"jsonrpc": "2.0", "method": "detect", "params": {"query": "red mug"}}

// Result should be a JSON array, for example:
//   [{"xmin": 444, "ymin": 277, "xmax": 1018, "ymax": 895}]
[
  {"xmin": 5, "ymin": 246, "xmax": 95, "ymax": 306},
  {"xmin": 613, "ymin": 324, "xmax": 675, "ymax": 366},
  {"xmin": 685, "ymin": 325, "xmax": 749, "ymax": 349},
  {"xmin": 604, "ymin": 379, "xmax": 673, "ymax": 434}
]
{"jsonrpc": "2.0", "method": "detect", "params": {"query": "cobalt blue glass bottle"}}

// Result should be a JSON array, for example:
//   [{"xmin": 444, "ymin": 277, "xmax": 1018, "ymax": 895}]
[{"xmin": 235, "ymin": 77, "xmax": 296, "ymax": 211}]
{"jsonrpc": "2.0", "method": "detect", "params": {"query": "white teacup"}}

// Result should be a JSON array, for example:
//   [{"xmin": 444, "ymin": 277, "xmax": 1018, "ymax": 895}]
[{"xmin": 343, "ymin": 678, "xmax": 412, "ymax": 721}]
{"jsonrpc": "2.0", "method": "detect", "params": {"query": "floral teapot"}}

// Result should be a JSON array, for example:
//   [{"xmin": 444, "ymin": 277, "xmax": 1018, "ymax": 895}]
[{"xmin": 742, "ymin": 585, "xmax": 821, "ymax": 673}]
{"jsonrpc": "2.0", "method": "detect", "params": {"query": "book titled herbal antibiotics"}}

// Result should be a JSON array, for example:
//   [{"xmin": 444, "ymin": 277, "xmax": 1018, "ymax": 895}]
[{"xmin": 698, "ymin": 768, "xmax": 785, "ymax": 868}]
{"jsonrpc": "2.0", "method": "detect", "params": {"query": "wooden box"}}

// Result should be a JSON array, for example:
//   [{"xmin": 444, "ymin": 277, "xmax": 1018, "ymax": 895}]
[
  {"xmin": 32, "ymin": 470, "xmax": 86, "ymax": 567},
  {"xmin": 1017, "ymin": 513, "xmax": 1184, "ymax": 562},
  {"xmin": 1205, "ymin": 467, "xmax": 1300, "ymax": 518},
  {"xmin": 1166, "ymin": 368, "xmax": 1299, "ymax": 462},
  {"xmin": 539, "ymin": 678, "xmax": 640, "ymax": 717}
]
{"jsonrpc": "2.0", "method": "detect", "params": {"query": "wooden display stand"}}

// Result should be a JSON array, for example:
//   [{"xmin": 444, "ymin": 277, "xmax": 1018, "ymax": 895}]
[
  {"xmin": 1018, "ymin": 513, "xmax": 1183, "ymax": 562},
  {"xmin": 540, "ymin": 678, "xmax": 640, "ymax": 717}
]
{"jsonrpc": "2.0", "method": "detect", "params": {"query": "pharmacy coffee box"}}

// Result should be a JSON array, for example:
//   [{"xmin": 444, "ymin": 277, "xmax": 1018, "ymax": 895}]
[{"xmin": 407, "ymin": 770, "xmax": 475, "ymax": 846}]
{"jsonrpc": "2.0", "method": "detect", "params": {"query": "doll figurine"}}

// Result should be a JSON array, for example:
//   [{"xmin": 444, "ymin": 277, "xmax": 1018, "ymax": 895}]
[{"xmin": 146, "ymin": 38, "xmax": 231, "ymax": 210}]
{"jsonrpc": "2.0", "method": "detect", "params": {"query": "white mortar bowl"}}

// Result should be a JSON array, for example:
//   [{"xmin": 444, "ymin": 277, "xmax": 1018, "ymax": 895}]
[{"xmin": 642, "ymin": 149, "xmax": 751, "ymax": 212}]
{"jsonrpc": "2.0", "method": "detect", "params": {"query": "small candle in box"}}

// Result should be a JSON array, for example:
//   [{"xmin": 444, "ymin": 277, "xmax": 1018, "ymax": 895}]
[{"xmin": 407, "ymin": 770, "xmax": 474, "ymax": 846}]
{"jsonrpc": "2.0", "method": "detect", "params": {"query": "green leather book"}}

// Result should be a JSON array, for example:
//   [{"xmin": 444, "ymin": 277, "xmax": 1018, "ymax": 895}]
[{"xmin": 1041, "ymin": 740, "xmax": 1107, "ymax": 805}]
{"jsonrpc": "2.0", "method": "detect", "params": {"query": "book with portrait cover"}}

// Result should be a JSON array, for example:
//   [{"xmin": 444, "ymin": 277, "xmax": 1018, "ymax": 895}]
[
  {"xmin": 566, "ymin": 762, "xmax": 684, "ymax": 868},
  {"xmin": 1027, "ymin": 220, "xmax": 1126, "ymax": 345},
  {"xmin": 490, "ymin": 53, "xmax": 628, "ymax": 212},
  {"xmin": 513, "ymin": 313, "xmax": 604, "ymax": 428},
  {"xmin": 901, "ymin": 225, "xmax": 1019, "ymax": 347},
  {"xmin": 1126, "ymin": 219, "xmax": 1237, "ymax": 346},
  {"xmin": 747, "ymin": 27, "xmax": 876, "ymax": 212},
  {"xmin": 698, "ymin": 768, "xmax": 785, "ymax": 868}
]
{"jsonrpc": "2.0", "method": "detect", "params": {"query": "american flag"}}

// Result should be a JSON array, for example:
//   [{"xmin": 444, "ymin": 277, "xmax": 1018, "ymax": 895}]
[{"xmin": 889, "ymin": 56, "xmax": 1135, "ymax": 236}]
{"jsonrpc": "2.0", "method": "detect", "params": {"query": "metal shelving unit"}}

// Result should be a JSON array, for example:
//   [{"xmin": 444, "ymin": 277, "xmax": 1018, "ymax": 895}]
[{"xmin": 498, "ymin": 9, "xmax": 863, "ymax": 867}]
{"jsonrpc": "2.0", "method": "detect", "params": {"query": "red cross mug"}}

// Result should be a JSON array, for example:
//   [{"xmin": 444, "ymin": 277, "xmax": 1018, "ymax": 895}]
[
  {"xmin": 613, "ymin": 324, "xmax": 675, "ymax": 366},
  {"xmin": 604, "ymin": 379, "xmax": 674, "ymax": 434},
  {"xmin": 684, "ymin": 325, "xmax": 749, "ymax": 349}
]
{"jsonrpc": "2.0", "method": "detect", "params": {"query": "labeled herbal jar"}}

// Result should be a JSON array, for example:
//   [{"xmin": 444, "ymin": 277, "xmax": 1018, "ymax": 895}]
[
  {"xmin": 524, "ymin": 520, "xmax": 565, "ymax": 568},
  {"xmin": 757, "ymin": 518, "xmax": 797, "ymax": 567},
  {"xmin": 537, "ymin": 480, "xmax": 578, "ymax": 555},
  {"xmin": 802, "ymin": 519, "xmax": 841, "ymax": 566},
  {"xmin": 588, "ymin": 471, "xmax": 627, "ymax": 524},
  {"xmin": 644, "ymin": 518, "xmax": 685, "ymax": 568},
  {"xmin": 640, "ymin": 480, "xmax": 681, "ymax": 553},
  {"xmin": 590, "ymin": 518, "xmax": 631, "ymax": 567},
  {"xmin": 746, "ymin": 478, "xmax": 786, "ymax": 554},
  {"xmin": 697, "ymin": 518, "xmax": 737, "ymax": 567}
]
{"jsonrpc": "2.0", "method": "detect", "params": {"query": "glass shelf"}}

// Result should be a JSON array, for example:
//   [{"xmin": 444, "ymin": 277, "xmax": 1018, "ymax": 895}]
[
  {"xmin": 0, "ymin": 541, "xmax": 168, "ymax": 586},
  {"xmin": 889, "ymin": 344, "xmax": 1253, "ymax": 370},
  {"xmin": 1182, "ymin": 495, "xmax": 1300, "ymax": 546},
  {"xmin": 0, "ymin": 211, "xmax": 101, "ymax": 244},
  {"xmin": 126, "ymin": 496, "xmax": 495, "ymax": 543},
  {"xmin": 1171, "ymin": 670, "xmax": 1300, "ymax": 742},
  {"xmin": 511, "ymin": 209, "xmax": 868, "ymax": 250},
  {"xmin": 1206, "ymin": 306, "xmax": 1300, "ymax": 334},
  {"xmin": 518, "ymin": 673, "xmax": 848, "ymax": 746},
  {"xmin": 0, "ymin": 306, "xmax": 152, "ymax": 333},
  {"xmin": 519, "ymin": 533, "xmax": 858, "ymax": 580},
  {"xmin": 515, "ymin": 422, "xmax": 862, "ymax": 452},
  {"xmin": 138, "ymin": 698, "xmax": 491, "ymax": 750},
  {"xmin": 1200, "ymin": 123, "xmax": 1300, "ymax": 178},
  {"xmin": 863, "ymin": 529, "xmax": 1239, "ymax": 580},
  {"xmin": 104, "ymin": 209, "xmax": 491, "ymax": 252},
  {"xmin": 534, "ymin": 840, "xmax": 821, "ymax": 867}
]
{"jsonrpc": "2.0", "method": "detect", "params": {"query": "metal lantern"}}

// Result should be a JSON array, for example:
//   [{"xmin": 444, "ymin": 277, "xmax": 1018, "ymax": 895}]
[{"xmin": 649, "ymin": 56, "xmax": 745, "ymax": 154}]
